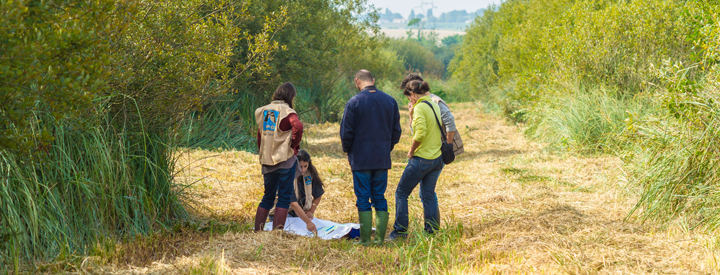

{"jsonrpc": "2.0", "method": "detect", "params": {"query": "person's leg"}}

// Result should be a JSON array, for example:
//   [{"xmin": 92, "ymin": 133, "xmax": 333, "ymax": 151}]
[
  {"xmin": 369, "ymin": 170, "xmax": 388, "ymax": 211},
  {"xmin": 256, "ymin": 172, "xmax": 279, "ymax": 231},
  {"xmin": 419, "ymin": 158, "xmax": 444, "ymax": 234},
  {"xmin": 353, "ymin": 171, "xmax": 373, "ymax": 245},
  {"xmin": 390, "ymin": 158, "xmax": 424, "ymax": 239},
  {"xmin": 370, "ymin": 170, "xmax": 389, "ymax": 244},
  {"xmin": 273, "ymin": 162, "xmax": 297, "ymax": 230}
]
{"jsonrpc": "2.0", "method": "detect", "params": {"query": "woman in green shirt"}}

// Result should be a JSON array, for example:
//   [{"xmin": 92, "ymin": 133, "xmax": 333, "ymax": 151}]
[{"xmin": 390, "ymin": 80, "xmax": 445, "ymax": 240}]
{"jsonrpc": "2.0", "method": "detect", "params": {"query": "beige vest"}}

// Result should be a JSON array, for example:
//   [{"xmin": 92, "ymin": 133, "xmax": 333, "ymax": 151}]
[
  {"xmin": 255, "ymin": 101, "xmax": 296, "ymax": 165},
  {"xmin": 295, "ymin": 174, "xmax": 314, "ymax": 211}
]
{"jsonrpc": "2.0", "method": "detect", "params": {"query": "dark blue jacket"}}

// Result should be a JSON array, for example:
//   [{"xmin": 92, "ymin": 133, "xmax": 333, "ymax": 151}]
[{"xmin": 340, "ymin": 86, "xmax": 402, "ymax": 171}]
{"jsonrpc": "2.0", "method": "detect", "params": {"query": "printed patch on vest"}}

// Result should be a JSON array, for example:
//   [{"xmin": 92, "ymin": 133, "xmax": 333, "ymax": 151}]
[
  {"xmin": 304, "ymin": 175, "xmax": 312, "ymax": 186},
  {"xmin": 262, "ymin": 110, "xmax": 279, "ymax": 131}
]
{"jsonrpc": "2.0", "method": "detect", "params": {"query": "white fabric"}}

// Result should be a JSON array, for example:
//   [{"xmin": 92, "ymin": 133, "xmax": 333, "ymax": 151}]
[{"xmin": 263, "ymin": 217, "xmax": 359, "ymax": 240}]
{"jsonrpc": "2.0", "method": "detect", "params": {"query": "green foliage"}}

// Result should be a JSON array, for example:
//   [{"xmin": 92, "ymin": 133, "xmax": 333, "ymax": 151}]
[
  {"xmin": 389, "ymin": 38, "xmax": 445, "ymax": 77},
  {"xmin": 525, "ymin": 87, "xmax": 650, "ymax": 153},
  {"xmin": 179, "ymin": 94, "xmax": 257, "ymax": 152},
  {"xmin": 451, "ymin": 0, "xmax": 696, "ymax": 106},
  {"xmin": 629, "ymin": 87, "xmax": 720, "ymax": 230},
  {"xmin": 0, "ymin": 0, "xmax": 116, "ymax": 153},
  {"xmin": 0, "ymin": 116, "xmax": 185, "ymax": 267},
  {"xmin": 183, "ymin": 0, "xmax": 403, "ymax": 150},
  {"xmin": 450, "ymin": 0, "xmax": 720, "ymax": 227},
  {"xmin": 628, "ymin": 3, "xmax": 720, "ymax": 229},
  {"xmin": 0, "ymin": 0, "xmax": 280, "ymax": 268}
]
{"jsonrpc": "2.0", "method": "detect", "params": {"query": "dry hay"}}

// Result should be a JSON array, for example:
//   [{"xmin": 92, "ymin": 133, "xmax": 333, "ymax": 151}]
[{"xmin": 102, "ymin": 102, "xmax": 720, "ymax": 274}]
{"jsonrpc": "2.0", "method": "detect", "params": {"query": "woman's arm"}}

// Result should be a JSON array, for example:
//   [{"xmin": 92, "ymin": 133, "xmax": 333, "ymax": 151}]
[
  {"xmin": 408, "ymin": 140, "xmax": 421, "ymax": 159},
  {"xmin": 438, "ymin": 101, "xmax": 457, "ymax": 141},
  {"xmin": 306, "ymin": 196, "xmax": 322, "ymax": 218},
  {"xmin": 290, "ymin": 202, "xmax": 317, "ymax": 235}
]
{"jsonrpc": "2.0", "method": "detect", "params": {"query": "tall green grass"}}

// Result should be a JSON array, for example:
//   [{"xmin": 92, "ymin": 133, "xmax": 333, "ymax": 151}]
[
  {"xmin": 294, "ymin": 79, "xmax": 355, "ymax": 123},
  {"xmin": 629, "ymin": 93, "xmax": 720, "ymax": 229},
  {"xmin": 0, "ymin": 115, "xmax": 186, "ymax": 269},
  {"xmin": 525, "ymin": 87, "xmax": 653, "ymax": 153},
  {"xmin": 180, "ymin": 93, "xmax": 257, "ymax": 152}
]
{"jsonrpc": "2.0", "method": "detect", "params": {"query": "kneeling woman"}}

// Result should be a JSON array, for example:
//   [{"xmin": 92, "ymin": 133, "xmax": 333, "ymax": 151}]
[
  {"xmin": 289, "ymin": 149, "xmax": 324, "ymax": 218},
  {"xmin": 254, "ymin": 82, "xmax": 316, "ymax": 234}
]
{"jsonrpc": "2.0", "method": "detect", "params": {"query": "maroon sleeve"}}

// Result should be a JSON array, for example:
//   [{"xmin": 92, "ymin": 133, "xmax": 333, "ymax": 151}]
[
  {"xmin": 280, "ymin": 113, "xmax": 303, "ymax": 155},
  {"xmin": 256, "ymin": 129, "xmax": 261, "ymax": 150}
]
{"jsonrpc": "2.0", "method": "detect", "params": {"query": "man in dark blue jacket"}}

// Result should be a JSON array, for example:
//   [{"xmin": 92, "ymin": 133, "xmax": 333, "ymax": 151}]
[{"xmin": 340, "ymin": 69, "xmax": 401, "ymax": 245}]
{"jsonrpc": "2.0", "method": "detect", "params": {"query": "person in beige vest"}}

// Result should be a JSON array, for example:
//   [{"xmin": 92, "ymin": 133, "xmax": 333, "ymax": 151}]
[
  {"xmin": 289, "ymin": 149, "xmax": 324, "ymax": 218},
  {"xmin": 400, "ymin": 73, "xmax": 464, "ymax": 155},
  {"xmin": 253, "ymin": 82, "xmax": 316, "ymax": 235}
]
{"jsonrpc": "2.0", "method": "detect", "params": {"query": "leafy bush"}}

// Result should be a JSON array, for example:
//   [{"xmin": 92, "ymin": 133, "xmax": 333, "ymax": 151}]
[
  {"xmin": 450, "ymin": 0, "xmax": 720, "ymax": 228},
  {"xmin": 0, "ymin": 0, "xmax": 280, "ymax": 268},
  {"xmin": 389, "ymin": 38, "xmax": 445, "ymax": 77},
  {"xmin": 182, "ymin": 0, "xmax": 403, "ymax": 150}
]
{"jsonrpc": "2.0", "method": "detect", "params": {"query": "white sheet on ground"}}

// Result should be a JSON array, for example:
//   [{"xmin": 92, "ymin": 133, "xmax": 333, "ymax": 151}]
[{"xmin": 263, "ymin": 217, "xmax": 359, "ymax": 240}]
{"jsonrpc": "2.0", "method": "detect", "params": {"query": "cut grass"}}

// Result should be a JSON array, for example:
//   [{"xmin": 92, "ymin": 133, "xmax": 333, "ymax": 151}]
[{"xmin": 92, "ymin": 102, "xmax": 720, "ymax": 273}]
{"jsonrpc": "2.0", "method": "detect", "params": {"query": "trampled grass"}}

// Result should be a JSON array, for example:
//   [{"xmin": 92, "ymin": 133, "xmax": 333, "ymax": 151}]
[{"xmin": 90, "ymin": 103, "xmax": 719, "ymax": 273}]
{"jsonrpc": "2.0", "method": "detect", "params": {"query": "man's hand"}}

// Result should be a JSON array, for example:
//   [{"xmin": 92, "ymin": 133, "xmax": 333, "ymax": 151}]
[
  {"xmin": 306, "ymin": 221, "xmax": 318, "ymax": 235},
  {"xmin": 407, "ymin": 149, "xmax": 414, "ymax": 159},
  {"xmin": 305, "ymin": 209, "xmax": 315, "ymax": 219}
]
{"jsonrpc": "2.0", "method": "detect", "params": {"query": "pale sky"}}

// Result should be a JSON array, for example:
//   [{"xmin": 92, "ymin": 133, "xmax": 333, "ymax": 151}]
[{"xmin": 368, "ymin": 0, "xmax": 501, "ymax": 17}]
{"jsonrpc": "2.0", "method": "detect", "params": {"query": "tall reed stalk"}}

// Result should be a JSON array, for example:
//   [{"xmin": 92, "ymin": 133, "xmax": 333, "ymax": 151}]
[{"xmin": 0, "ymin": 115, "xmax": 186, "ymax": 268}]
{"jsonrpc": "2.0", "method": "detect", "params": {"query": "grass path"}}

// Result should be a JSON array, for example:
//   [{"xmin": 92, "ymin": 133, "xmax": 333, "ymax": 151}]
[{"xmin": 107, "ymin": 102, "xmax": 719, "ymax": 273}]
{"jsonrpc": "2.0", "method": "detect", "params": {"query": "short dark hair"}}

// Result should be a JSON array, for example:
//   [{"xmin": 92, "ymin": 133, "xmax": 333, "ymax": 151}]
[
  {"xmin": 404, "ymin": 80, "xmax": 430, "ymax": 95},
  {"xmin": 272, "ymin": 82, "xmax": 296, "ymax": 108},
  {"xmin": 400, "ymin": 73, "xmax": 424, "ymax": 90},
  {"xmin": 354, "ymin": 69, "xmax": 374, "ymax": 82}
]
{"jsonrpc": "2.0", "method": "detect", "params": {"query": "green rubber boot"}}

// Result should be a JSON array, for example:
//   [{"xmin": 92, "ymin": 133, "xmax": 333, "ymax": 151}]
[
  {"xmin": 374, "ymin": 211, "xmax": 389, "ymax": 245},
  {"xmin": 358, "ymin": 211, "xmax": 373, "ymax": 246}
]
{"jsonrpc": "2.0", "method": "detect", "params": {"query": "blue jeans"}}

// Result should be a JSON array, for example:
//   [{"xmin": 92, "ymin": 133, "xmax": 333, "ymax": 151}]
[
  {"xmin": 259, "ymin": 162, "xmax": 297, "ymax": 209},
  {"xmin": 392, "ymin": 156, "xmax": 444, "ymax": 235},
  {"xmin": 352, "ymin": 170, "xmax": 388, "ymax": 212}
]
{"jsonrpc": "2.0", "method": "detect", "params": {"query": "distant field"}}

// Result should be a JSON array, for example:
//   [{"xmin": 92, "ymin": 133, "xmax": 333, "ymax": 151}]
[{"xmin": 381, "ymin": 28, "xmax": 466, "ymax": 39}]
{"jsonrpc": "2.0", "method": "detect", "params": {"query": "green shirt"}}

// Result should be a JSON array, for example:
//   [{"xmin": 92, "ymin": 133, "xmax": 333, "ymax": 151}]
[{"xmin": 411, "ymin": 96, "xmax": 442, "ymax": 160}]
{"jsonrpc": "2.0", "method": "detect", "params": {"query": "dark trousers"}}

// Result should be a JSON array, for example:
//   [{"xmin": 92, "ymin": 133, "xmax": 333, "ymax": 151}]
[
  {"xmin": 259, "ymin": 162, "xmax": 297, "ymax": 209},
  {"xmin": 352, "ymin": 170, "xmax": 388, "ymax": 212},
  {"xmin": 393, "ymin": 156, "xmax": 444, "ymax": 234}
]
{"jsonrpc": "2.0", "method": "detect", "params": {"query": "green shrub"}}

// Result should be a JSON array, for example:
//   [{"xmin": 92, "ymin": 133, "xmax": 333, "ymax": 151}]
[
  {"xmin": 450, "ymin": 0, "xmax": 720, "ymax": 228},
  {"xmin": 389, "ymin": 39, "xmax": 445, "ymax": 77},
  {"xmin": 0, "ymin": 0, "xmax": 264, "ymax": 268}
]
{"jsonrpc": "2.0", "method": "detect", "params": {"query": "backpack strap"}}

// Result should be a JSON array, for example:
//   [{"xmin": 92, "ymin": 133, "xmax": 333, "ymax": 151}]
[{"xmin": 422, "ymin": 101, "xmax": 447, "ymax": 144}]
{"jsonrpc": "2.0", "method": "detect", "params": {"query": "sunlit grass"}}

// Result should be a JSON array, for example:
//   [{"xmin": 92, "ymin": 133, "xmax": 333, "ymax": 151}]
[{"xmin": 89, "ymin": 102, "xmax": 720, "ymax": 274}]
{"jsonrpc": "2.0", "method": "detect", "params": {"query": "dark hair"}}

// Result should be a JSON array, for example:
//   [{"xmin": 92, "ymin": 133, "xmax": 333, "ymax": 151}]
[
  {"xmin": 273, "ymin": 82, "xmax": 296, "ymax": 108},
  {"xmin": 297, "ymin": 149, "xmax": 323, "ymax": 188},
  {"xmin": 400, "ymin": 73, "xmax": 424, "ymax": 90},
  {"xmin": 404, "ymin": 80, "xmax": 430, "ymax": 96},
  {"xmin": 354, "ymin": 69, "xmax": 374, "ymax": 82}
]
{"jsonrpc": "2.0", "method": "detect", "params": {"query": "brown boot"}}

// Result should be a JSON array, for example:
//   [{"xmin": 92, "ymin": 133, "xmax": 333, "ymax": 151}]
[
  {"xmin": 273, "ymin": 208, "xmax": 289, "ymax": 230},
  {"xmin": 254, "ymin": 206, "xmax": 270, "ymax": 232}
]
